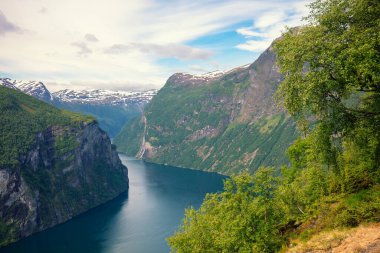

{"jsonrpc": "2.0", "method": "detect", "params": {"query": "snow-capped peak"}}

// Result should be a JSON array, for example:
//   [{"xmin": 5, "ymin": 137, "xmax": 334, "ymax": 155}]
[
  {"xmin": 0, "ymin": 78, "xmax": 54, "ymax": 101},
  {"xmin": 1, "ymin": 78, "xmax": 157, "ymax": 106},
  {"xmin": 52, "ymin": 88, "xmax": 157, "ymax": 106}
]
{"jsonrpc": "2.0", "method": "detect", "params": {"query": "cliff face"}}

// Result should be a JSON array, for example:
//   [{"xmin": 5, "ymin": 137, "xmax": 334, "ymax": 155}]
[
  {"xmin": 0, "ymin": 86, "xmax": 128, "ymax": 246},
  {"xmin": 115, "ymin": 41, "xmax": 298, "ymax": 175}
]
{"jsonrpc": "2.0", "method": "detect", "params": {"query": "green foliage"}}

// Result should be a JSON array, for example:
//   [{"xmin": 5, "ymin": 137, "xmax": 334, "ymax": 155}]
[
  {"xmin": 114, "ymin": 116, "xmax": 145, "ymax": 155},
  {"xmin": 274, "ymin": 0, "xmax": 380, "ymax": 168},
  {"xmin": 0, "ymin": 86, "xmax": 94, "ymax": 168},
  {"xmin": 54, "ymin": 135, "xmax": 78, "ymax": 157},
  {"xmin": 168, "ymin": 0, "xmax": 380, "ymax": 252},
  {"xmin": 0, "ymin": 221, "xmax": 17, "ymax": 248},
  {"xmin": 115, "ymin": 75, "xmax": 298, "ymax": 174},
  {"xmin": 56, "ymin": 101, "xmax": 140, "ymax": 137},
  {"xmin": 275, "ymin": 0, "xmax": 380, "ymax": 130},
  {"xmin": 0, "ymin": 86, "xmax": 129, "ymax": 247},
  {"xmin": 273, "ymin": 0, "xmax": 380, "ymax": 200},
  {"xmin": 142, "ymin": 114, "xmax": 297, "ymax": 175},
  {"xmin": 168, "ymin": 168, "xmax": 285, "ymax": 253}
]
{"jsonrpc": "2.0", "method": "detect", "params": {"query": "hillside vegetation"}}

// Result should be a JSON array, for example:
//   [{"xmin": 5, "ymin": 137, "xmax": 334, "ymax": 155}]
[
  {"xmin": 0, "ymin": 85, "xmax": 94, "ymax": 168},
  {"xmin": 54, "ymin": 101, "xmax": 140, "ymax": 138},
  {"xmin": 168, "ymin": 0, "xmax": 380, "ymax": 252},
  {"xmin": 0, "ymin": 86, "xmax": 128, "ymax": 246},
  {"xmin": 115, "ymin": 40, "xmax": 298, "ymax": 175}
]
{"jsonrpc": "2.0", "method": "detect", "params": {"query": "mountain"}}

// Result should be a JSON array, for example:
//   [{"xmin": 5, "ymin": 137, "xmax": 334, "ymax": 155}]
[
  {"xmin": 114, "ymin": 41, "xmax": 299, "ymax": 175},
  {"xmin": 0, "ymin": 78, "xmax": 54, "ymax": 102},
  {"xmin": 0, "ymin": 86, "xmax": 129, "ymax": 247},
  {"xmin": 52, "ymin": 89, "xmax": 156, "ymax": 137},
  {"xmin": 0, "ymin": 78, "xmax": 157, "ymax": 137},
  {"xmin": 53, "ymin": 88, "xmax": 156, "ymax": 106}
]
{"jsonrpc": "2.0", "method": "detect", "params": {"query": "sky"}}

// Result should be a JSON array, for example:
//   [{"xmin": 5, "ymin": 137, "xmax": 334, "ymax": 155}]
[{"xmin": 0, "ymin": 0, "xmax": 311, "ymax": 91}]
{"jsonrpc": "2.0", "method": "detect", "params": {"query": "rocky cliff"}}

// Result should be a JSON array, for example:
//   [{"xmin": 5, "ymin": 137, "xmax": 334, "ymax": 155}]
[
  {"xmin": 0, "ymin": 86, "xmax": 128, "ymax": 247},
  {"xmin": 114, "ymin": 40, "xmax": 298, "ymax": 175}
]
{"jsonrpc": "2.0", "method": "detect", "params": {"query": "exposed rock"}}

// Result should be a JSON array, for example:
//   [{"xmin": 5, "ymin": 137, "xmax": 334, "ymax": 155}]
[
  {"xmin": 115, "ymin": 38, "xmax": 298, "ymax": 175},
  {"xmin": 0, "ymin": 121, "xmax": 128, "ymax": 246}
]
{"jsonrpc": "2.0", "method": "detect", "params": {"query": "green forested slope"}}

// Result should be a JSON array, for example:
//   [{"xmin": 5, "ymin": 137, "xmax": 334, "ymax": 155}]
[
  {"xmin": 168, "ymin": 0, "xmax": 380, "ymax": 252},
  {"xmin": 0, "ymin": 85, "xmax": 94, "ymax": 168},
  {"xmin": 53, "ymin": 101, "xmax": 141, "ymax": 138},
  {"xmin": 115, "ymin": 44, "xmax": 298, "ymax": 175},
  {"xmin": 0, "ymin": 86, "xmax": 128, "ymax": 246}
]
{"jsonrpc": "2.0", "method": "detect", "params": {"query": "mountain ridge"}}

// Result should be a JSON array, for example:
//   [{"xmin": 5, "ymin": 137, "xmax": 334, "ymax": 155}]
[
  {"xmin": 0, "ymin": 78, "xmax": 157, "ymax": 137},
  {"xmin": 0, "ymin": 85, "xmax": 128, "ymax": 247},
  {"xmin": 114, "ymin": 40, "xmax": 298, "ymax": 175}
]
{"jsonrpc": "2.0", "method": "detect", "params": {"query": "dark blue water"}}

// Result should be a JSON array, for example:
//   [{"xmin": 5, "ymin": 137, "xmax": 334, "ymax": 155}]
[{"xmin": 0, "ymin": 155, "xmax": 226, "ymax": 253}]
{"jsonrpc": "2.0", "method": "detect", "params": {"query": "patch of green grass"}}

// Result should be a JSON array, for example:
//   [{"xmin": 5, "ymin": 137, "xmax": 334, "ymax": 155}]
[{"xmin": 0, "ymin": 86, "xmax": 95, "ymax": 168}]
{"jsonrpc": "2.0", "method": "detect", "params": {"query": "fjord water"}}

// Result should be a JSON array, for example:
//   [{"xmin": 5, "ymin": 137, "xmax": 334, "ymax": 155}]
[{"xmin": 0, "ymin": 155, "xmax": 226, "ymax": 253}]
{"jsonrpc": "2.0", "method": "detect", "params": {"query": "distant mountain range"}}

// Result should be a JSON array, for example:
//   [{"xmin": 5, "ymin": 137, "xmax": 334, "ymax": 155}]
[
  {"xmin": 0, "ymin": 78, "xmax": 157, "ymax": 137},
  {"xmin": 0, "ymin": 78, "xmax": 54, "ymax": 102},
  {"xmin": 0, "ymin": 78, "xmax": 156, "ymax": 106}
]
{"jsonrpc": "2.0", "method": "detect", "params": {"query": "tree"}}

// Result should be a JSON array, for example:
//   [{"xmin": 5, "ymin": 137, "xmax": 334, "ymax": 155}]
[
  {"xmin": 167, "ymin": 169, "xmax": 285, "ymax": 253},
  {"xmin": 168, "ymin": 1, "xmax": 380, "ymax": 252},
  {"xmin": 274, "ymin": 0, "xmax": 380, "ymax": 189},
  {"xmin": 275, "ymin": 0, "xmax": 380, "ymax": 130}
]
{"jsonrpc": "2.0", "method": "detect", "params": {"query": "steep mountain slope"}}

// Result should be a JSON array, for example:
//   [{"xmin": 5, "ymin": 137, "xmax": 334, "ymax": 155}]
[
  {"xmin": 0, "ymin": 86, "xmax": 128, "ymax": 247},
  {"xmin": 114, "ymin": 42, "xmax": 298, "ymax": 175},
  {"xmin": 0, "ymin": 78, "xmax": 157, "ymax": 137},
  {"xmin": 53, "ymin": 89, "xmax": 156, "ymax": 137},
  {"xmin": 0, "ymin": 78, "xmax": 54, "ymax": 103}
]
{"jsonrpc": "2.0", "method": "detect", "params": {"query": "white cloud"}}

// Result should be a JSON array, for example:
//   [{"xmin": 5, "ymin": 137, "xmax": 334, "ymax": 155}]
[
  {"xmin": 103, "ymin": 43, "xmax": 213, "ymax": 60},
  {"xmin": 236, "ymin": 28, "xmax": 263, "ymax": 38},
  {"xmin": 0, "ymin": 10, "xmax": 21, "ymax": 35},
  {"xmin": 236, "ymin": 40, "xmax": 271, "ymax": 52},
  {"xmin": 38, "ymin": 7, "xmax": 47, "ymax": 14},
  {"xmin": 71, "ymin": 42, "xmax": 92, "ymax": 56},
  {"xmin": 0, "ymin": 0, "xmax": 311, "ymax": 91},
  {"xmin": 132, "ymin": 43, "xmax": 213, "ymax": 60},
  {"xmin": 254, "ymin": 10, "xmax": 288, "ymax": 29},
  {"xmin": 235, "ymin": 1, "xmax": 311, "ymax": 52},
  {"xmin": 189, "ymin": 64, "xmax": 210, "ymax": 73},
  {"xmin": 104, "ymin": 44, "xmax": 130, "ymax": 54},
  {"xmin": 84, "ymin": 33, "xmax": 98, "ymax": 42}
]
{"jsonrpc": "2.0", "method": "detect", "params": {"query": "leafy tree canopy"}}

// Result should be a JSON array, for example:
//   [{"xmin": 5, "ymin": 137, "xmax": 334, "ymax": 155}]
[
  {"xmin": 275, "ymin": 0, "xmax": 380, "ymax": 136},
  {"xmin": 168, "ymin": 1, "xmax": 380, "ymax": 252}
]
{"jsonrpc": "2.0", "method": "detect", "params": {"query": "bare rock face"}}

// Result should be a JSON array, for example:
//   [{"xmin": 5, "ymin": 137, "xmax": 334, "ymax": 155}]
[{"xmin": 0, "ymin": 122, "xmax": 128, "ymax": 246}]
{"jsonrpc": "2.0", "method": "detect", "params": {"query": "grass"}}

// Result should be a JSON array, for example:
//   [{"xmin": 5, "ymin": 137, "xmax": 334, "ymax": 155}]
[
  {"xmin": 0, "ymin": 85, "xmax": 95, "ymax": 168},
  {"xmin": 284, "ymin": 185, "xmax": 380, "ymax": 251},
  {"xmin": 115, "ymin": 69, "xmax": 298, "ymax": 175}
]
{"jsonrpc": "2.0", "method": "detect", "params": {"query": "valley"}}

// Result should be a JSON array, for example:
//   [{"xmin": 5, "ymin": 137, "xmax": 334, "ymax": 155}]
[
  {"xmin": 0, "ymin": 0, "xmax": 379, "ymax": 252},
  {"xmin": 0, "ymin": 86, "xmax": 129, "ymax": 246},
  {"xmin": 0, "ymin": 78, "xmax": 156, "ymax": 137},
  {"xmin": 114, "ymin": 42, "xmax": 299, "ymax": 175}
]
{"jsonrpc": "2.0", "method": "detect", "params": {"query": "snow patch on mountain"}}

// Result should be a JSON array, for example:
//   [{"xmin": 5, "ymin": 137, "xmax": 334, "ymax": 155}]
[
  {"xmin": 0, "ymin": 78, "xmax": 54, "ymax": 102},
  {"xmin": 1, "ymin": 78, "xmax": 157, "ymax": 106},
  {"xmin": 53, "ymin": 89, "xmax": 157, "ymax": 106}
]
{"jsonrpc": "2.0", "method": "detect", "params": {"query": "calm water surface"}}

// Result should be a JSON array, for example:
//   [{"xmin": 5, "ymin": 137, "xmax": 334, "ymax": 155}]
[{"xmin": 0, "ymin": 155, "xmax": 226, "ymax": 253}]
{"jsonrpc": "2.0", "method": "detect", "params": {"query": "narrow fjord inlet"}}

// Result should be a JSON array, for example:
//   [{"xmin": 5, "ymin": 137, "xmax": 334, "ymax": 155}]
[
  {"xmin": 0, "ymin": 155, "xmax": 226, "ymax": 253},
  {"xmin": 1, "ymin": 0, "xmax": 379, "ymax": 252}
]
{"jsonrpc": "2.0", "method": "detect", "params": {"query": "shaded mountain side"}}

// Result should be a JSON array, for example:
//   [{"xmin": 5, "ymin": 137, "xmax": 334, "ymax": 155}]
[
  {"xmin": 0, "ymin": 86, "xmax": 129, "ymax": 247},
  {"xmin": 114, "ymin": 41, "xmax": 299, "ymax": 175},
  {"xmin": 53, "ymin": 101, "xmax": 141, "ymax": 137},
  {"xmin": 0, "ymin": 78, "xmax": 157, "ymax": 138}
]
